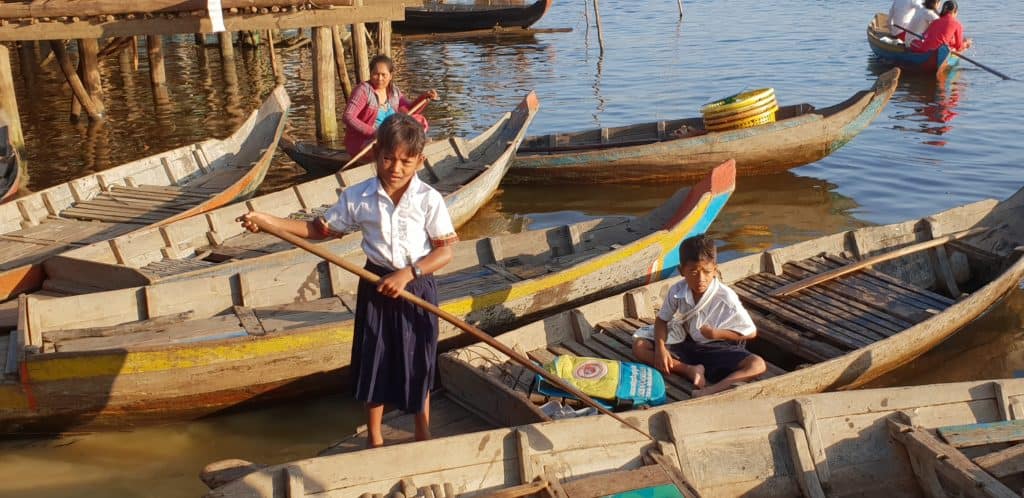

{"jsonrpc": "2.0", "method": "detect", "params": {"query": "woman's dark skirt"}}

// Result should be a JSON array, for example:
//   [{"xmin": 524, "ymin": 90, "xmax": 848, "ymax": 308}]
[{"xmin": 351, "ymin": 261, "xmax": 439, "ymax": 413}]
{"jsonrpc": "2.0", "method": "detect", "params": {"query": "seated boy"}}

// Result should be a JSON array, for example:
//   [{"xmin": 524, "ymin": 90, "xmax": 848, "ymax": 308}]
[{"xmin": 632, "ymin": 235, "xmax": 766, "ymax": 396}]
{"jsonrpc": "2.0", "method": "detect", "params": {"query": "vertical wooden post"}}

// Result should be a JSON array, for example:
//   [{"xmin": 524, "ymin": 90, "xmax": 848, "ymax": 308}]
[
  {"xmin": 194, "ymin": 33, "xmax": 206, "ymax": 45},
  {"xmin": 312, "ymin": 26, "xmax": 338, "ymax": 141},
  {"xmin": 378, "ymin": 20, "xmax": 392, "ymax": 58},
  {"xmin": 0, "ymin": 45, "xmax": 25, "ymax": 159},
  {"xmin": 266, "ymin": 30, "xmax": 284, "ymax": 85},
  {"xmin": 331, "ymin": 26, "xmax": 353, "ymax": 100},
  {"xmin": 49, "ymin": 41, "xmax": 104, "ymax": 121},
  {"xmin": 676, "ymin": 0, "xmax": 684, "ymax": 18},
  {"xmin": 130, "ymin": 36, "xmax": 139, "ymax": 71},
  {"xmin": 78, "ymin": 39, "xmax": 105, "ymax": 116},
  {"xmin": 592, "ymin": 0, "xmax": 606, "ymax": 54},
  {"xmin": 16, "ymin": 42, "xmax": 37, "ymax": 92},
  {"xmin": 219, "ymin": 32, "xmax": 235, "ymax": 61},
  {"xmin": 352, "ymin": 2, "xmax": 370, "ymax": 84},
  {"xmin": 146, "ymin": 35, "xmax": 170, "ymax": 103}
]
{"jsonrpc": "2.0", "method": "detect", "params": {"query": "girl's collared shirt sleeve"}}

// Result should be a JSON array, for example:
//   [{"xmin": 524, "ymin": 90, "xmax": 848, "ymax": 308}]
[
  {"xmin": 318, "ymin": 189, "xmax": 362, "ymax": 238},
  {"xmin": 424, "ymin": 189, "xmax": 458, "ymax": 248}
]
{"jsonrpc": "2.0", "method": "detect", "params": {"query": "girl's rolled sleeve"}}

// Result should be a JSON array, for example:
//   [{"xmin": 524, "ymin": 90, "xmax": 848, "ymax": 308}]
[{"xmin": 424, "ymin": 191, "xmax": 458, "ymax": 248}]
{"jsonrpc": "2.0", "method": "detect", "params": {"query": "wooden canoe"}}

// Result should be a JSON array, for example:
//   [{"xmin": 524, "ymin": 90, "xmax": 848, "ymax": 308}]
[
  {"xmin": 279, "ymin": 132, "xmax": 350, "ymax": 176},
  {"xmin": 868, "ymin": 13, "xmax": 959, "ymax": 73},
  {"xmin": 0, "ymin": 115, "xmax": 21, "ymax": 203},
  {"xmin": 0, "ymin": 86, "xmax": 290, "ymax": 302},
  {"xmin": 0, "ymin": 160, "xmax": 734, "ymax": 433},
  {"xmin": 394, "ymin": 0, "xmax": 553, "ymax": 35},
  {"xmin": 509, "ymin": 68, "xmax": 900, "ymax": 184},
  {"xmin": 203, "ymin": 378, "xmax": 1024, "ymax": 497},
  {"xmin": 423, "ymin": 184, "xmax": 1024, "ymax": 430},
  {"xmin": 32, "ymin": 92, "xmax": 539, "ymax": 302}
]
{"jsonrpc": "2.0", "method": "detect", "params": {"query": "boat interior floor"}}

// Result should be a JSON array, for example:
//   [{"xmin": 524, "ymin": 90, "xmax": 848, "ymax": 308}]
[{"xmin": 459, "ymin": 252, "xmax": 961, "ymax": 406}]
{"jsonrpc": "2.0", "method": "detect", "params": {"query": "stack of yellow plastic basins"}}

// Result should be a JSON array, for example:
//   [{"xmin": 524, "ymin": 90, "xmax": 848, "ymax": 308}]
[{"xmin": 700, "ymin": 88, "xmax": 778, "ymax": 132}]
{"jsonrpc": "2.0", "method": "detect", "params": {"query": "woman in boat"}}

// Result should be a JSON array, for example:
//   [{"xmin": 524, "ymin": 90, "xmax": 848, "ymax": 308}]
[
  {"xmin": 910, "ymin": 0, "xmax": 972, "ymax": 52},
  {"xmin": 342, "ymin": 54, "xmax": 439, "ymax": 162},
  {"xmin": 888, "ymin": 0, "xmax": 922, "ymax": 40},
  {"xmin": 904, "ymin": 0, "xmax": 940, "ymax": 41}
]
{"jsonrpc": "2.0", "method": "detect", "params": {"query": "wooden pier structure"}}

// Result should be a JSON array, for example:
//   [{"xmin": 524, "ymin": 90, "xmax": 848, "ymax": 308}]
[{"xmin": 0, "ymin": 0, "xmax": 418, "ymax": 154}]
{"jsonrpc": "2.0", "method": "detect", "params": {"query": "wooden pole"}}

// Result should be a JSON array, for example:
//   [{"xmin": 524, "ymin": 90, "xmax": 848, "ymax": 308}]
[
  {"xmin": 130, "ymin": 36, "xmax": 139, "ymax": 71},
  {"xmin": 194, "ymin": 33, "xmax": 206, "ymax": 45},
  {"xmin": 312, "ymin": 26, "xmax": 338, "ymax": 141},
  {"xmin": 78, "ymin": 39, "xmax": 105, "ymax": 116},
  {"xmin": 146, "ymin": 35, "xmax": 170, "ymax": 103},
  {"xmin": 676, "ymin": 0, "xmax": 684, "ymax": 19},
  {"xmin": 331, "ymin": 25, "xmax": 353, "ymax": 100},
  {"xmin": 378, "ymin": 20, "xmax": 392, "ymax": 58},
  {"xmin": 250, "ymin": 219, "xmax": 655, "ymax": 441},
  {"xmin": 71, "ymin": 42, "xmax": 84, "ymax": 121},
  {"xmin": 49, "ymin": 41, "xmax": 104, "ymax": 121},
  {"xmin": 0, "ymin": 45, "xmax": 25, "ymax": 160},
  {"xmin": 16, "ymin": 42, "xmax": 37, "ymax": 92},
  {"xmin": 266, "ymin": 30, "xmax": 284, "ymax": 85},
  {"xmin": 219, "ymin": 32, "xmax": 235, "ymax": 61},
  {"xmin": 769, "ymin": 227, "xmax": 991, "ymax": 297},
  {"xmin": 352, "ymin": 18, "xmax": 370, "ymax": 82},
  {"xmin": 592, "ymin": 0, "xmax": 606, "ymax": 54}
]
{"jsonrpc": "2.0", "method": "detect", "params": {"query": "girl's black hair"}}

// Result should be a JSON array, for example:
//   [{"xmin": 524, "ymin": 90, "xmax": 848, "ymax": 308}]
[{"xmin": 940, "ymin": 0, "xmax": 957, "ymax": 16}]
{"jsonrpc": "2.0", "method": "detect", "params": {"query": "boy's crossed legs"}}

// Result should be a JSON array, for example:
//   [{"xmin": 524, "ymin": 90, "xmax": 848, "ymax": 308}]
[
  {"xmin": 633, "ymin": 338, "xmax": 767, "ymax": 396},
  {"xmin": 632, "ymin": 338, "xmax": 706, "ymax": 389}
]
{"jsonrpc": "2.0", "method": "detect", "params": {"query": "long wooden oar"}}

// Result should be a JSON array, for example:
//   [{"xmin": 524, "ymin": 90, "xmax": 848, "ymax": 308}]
[
  {"xmin": 895, "ymin": 25, "xmax": 1014, "ymax": 81},
  {"xmin": 252, "ymin": 219, "xmax": 655, "ymax": 441},
  {"xmin": 769, "ymin": 226, "xmax": 989, "ymax": 297},
  {"xmin": 340, "ymin": 98, "xmax": 432, "ymax": 171}
]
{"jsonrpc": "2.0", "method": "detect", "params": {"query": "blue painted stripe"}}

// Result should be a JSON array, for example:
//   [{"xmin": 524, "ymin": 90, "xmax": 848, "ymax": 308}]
[{"xmin": 657, "ymin": 191, "xmax": 732, "ymax": 281}]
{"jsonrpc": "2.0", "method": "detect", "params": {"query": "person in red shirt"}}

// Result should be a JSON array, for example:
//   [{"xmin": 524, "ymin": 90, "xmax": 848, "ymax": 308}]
[{"xmin": 910, "ymin": 0, "xmax": 973, "ymax": 52}]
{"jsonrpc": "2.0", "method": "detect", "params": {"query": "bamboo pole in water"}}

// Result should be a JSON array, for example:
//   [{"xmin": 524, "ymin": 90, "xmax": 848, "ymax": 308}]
[
  {"xmin": 592, "ymin": 0, "xmax": 605, "ymax": 53},
  {"xmin": 49, "ymin": 40, "xmax": 104, "ymax": 121},
  {"xmin": 0, "ymin": 45, "xmax": 25, "ymax": 157},
  {"xmin": 312, "ymin": 26, "xmax": 338, "ymax": 141},
  {"xmin": 266, "ymin": 30, "xmax": 284, "ymax": 85},
  {"xmin": 331, "ymin": 26, "xmax": 353, "ymax": 100},
  {"xmin": 676, "ymin": 0, "xmax": 684, "ymax": 18}
]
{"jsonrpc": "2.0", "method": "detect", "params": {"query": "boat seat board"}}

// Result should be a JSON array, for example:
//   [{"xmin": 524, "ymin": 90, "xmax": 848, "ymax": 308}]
[
  {"xmin": 0, "ymin": 219, "xmax": 136, "ymax": 269},
  {"xmin": 938, "ymin": 420, "xmax": 1024, "ymax": 448},
  {"xmin": 61, "ymin": 185, "xmax": 210, "ymax": 223}
]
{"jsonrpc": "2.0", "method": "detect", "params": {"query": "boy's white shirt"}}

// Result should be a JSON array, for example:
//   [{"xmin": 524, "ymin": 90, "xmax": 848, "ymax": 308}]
[
  {"xmin": 322, "ymin": 174, "xmax": 456, "ymax": 271},
  {"xmin": 635, "ymin": 277, "xmax": 756, "ymax": 345}
]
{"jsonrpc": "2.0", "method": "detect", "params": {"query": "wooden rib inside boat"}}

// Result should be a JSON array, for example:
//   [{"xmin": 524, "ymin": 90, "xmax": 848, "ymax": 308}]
[{"xmin": 0, "ymin": 86, "xmax": 290, "ymax": 302}]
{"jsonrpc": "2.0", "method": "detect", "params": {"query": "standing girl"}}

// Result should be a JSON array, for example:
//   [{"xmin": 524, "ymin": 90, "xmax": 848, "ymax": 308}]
[{"xmin": 238, "ymin": 113, "xmax": 458, "ymax": 447}]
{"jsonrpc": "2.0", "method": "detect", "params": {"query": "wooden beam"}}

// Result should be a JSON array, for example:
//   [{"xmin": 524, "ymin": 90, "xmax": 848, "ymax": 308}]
[
  {"xmin": 939, "ymin": 420, "xmax": 1024, "ymax": 448},
  {"xmin": 0, "ymin": 5, "xmax": 409, "ymax": 41},
  {"xmin": 0, "ymin": 1, "xmax": 366, "ymax": 19},
  {"xmin": 973, "ymin": 444, "xmax": 1024, "ymax": 478},
  {"xmin": 49, "ymin": 40, "xmax": 104, "ymax": 120},
  {"xmin": 312, "ymin": 26, "xmax": 337, "ymax": 141},
  {"xmin": 352, "ymin": 20, "xmax": 370, "ymax": 83},
  {"xmin": 0, "ymin": 45, "xmax": 25, "ymax": 158}
]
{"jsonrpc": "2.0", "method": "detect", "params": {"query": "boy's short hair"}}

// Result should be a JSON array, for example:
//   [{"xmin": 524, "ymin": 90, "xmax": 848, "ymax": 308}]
[
  {"xmin": 680, "ymin": 234, "xmax": 717, "ymax": 265},
  {"xmin": 377, "ymin": 113, "xmax": 426, "ymax": 156}
]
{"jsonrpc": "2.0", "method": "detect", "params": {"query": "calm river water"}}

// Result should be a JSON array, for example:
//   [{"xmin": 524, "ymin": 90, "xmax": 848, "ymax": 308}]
[{"xmin": 2, "ymin": 0, "xmax": 1024, "ymax": 495}]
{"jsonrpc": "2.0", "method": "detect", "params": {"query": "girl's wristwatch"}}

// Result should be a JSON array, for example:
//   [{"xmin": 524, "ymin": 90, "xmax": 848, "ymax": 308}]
[{"xmin": 411, "ymin": 264, "xmax": 423, "ymax": 279}]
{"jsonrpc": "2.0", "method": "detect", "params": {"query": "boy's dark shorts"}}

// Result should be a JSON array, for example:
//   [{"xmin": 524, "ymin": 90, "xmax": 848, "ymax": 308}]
[{"xmin": 668, "ymin": 340, "xmax": 752, "ymax": 384}]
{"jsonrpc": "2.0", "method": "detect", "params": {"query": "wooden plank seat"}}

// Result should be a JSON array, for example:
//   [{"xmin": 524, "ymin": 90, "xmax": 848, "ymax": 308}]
[{"xmin": 61, "ymin": 185, "xmax": 211, "ymax": 224}]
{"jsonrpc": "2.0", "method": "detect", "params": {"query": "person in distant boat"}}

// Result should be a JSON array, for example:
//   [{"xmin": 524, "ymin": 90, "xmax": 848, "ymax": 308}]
[
  {"xmin": 342, "ymin": 54, "xmax": 439, "ymax": 163},
  {"xmin": 910, "ymin": 0, "xmax": 972, "ymax": 52},
  {"xmin": 631, "ymin": 235, "xmax": 766, "ymax": 396},
  {"xmin": 888, "ymin": 0, "xmax": 922, "ymax": 40},
  {"xmin": 904, "ymin": 0, "xmax": 940, "ymax": 41},
  {"xmin": 238, "ymin": 114, "xmax": 458, "ymax": 447}
]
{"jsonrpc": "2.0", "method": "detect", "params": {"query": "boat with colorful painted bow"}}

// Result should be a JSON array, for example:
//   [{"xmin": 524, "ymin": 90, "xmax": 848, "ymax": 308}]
[
  {"xmin": 0, "ymin": 86, "xmax": 290, "ymax": 302},
  {"xmin": 0, "ymin": 160, "xmax": 734, "ymax": 433},
  {"xmin": 507, "ymin": 69, "xmax": 899, "ymax": 184},
  {"xmin": 868, "ymin": 13, "xmax": 959, "ymax": 73}
]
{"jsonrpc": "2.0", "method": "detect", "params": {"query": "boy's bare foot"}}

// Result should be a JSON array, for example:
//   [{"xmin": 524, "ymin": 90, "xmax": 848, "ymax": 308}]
[{"xmin": 687, "ymin": 364, "xmax": 705, "ymax": 389}]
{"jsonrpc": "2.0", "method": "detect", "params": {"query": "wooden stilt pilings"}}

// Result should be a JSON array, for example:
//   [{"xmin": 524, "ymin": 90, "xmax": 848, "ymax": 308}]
[
  {"xmin": 312, "ymin": 26, "xmax": 338, "ymax": 141},
  {"xmin": 78, "ymin": 39, "xmax": 105, "ymax": 115},
  {"xmin": 378, "ymin": 20, "xmax": 392, "ymax": 58},
  {"xmin": 266, "ymin": 30, "xmax": 284, "ymax": 85},
  {"xmin": 219, "ymin": 32, "xmax": 235, "ymax": 61},
  {"xmin": 16, "ymin": 41, "xmax": 36, "ymax": 92},
  {"xmin": 194, "ymin": 33, "xmax": 206, "ymax": 45},
  {"xmin": 352, "ymin": 3, "xmax": 370, "ymax": 83},
  {"xmin": 331, "ymin": 26, "xmax": 353, "ymax": 100},
  {"xmin": 146, "ymin": 35, "xmax": 170, "ymax": 103},
  {"xmin": 0, "ymin": 44, "xmax": 25, "ymax": 158},
  {"xmin": 49, "ymin": 40, "xmax": 104, "ymax": 121}
]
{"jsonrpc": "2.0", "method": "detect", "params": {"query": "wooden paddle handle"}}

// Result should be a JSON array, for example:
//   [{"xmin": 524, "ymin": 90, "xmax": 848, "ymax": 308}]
[
  {"xmin": 340, "ymin": 97, "xmax": 433, "ymax": 171},
  {"xmin": 253, "ymin": 219, "xmax": 654, "ymax": 441}
]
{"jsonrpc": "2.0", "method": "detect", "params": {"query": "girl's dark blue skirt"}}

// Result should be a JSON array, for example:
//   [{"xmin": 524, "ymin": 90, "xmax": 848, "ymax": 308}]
[{"xmin": 351, "ymin": 261, "xmax": 438, "ymax": 413}]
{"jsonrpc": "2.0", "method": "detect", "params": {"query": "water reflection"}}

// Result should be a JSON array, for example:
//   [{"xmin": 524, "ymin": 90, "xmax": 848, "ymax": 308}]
[{"xmin": 870, "ymin": 59, "xmax": 965, "ymax": 145}]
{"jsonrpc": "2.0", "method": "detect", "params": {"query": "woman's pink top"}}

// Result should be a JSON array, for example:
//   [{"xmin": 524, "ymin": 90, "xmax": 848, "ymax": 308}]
[
  {"xmin": 342, "ymin": 82, "xmax": 428, "ymax": 158},
  {"xmin": 910, "ymin": 14, "xmax": 967, "ymax": 52}
]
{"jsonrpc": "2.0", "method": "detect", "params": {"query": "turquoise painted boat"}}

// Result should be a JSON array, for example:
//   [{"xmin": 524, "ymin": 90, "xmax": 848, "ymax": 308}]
[{"xmin": 509, "ymin": 69, "xmax": 899, "ymax": 184}]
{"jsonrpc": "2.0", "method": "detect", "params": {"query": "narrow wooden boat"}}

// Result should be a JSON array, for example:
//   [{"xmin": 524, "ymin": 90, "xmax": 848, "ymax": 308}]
[
  {"xmin": 279, "ymin": 132, "xmax": 350, "ymax": 176},
  {"xmin": 204, "ymin": 379, "xmax": 1024, "ymax": 497},
  {"xmin": 394, "ymin": 0, "xmax": 553, "ymax": 35},
  {"xmin": 28, "ymin": 92, "xmax": 539, "ymax": 304},
  {"xmin": 0, "ymin": 115, "xmax": 22, "ymax": 203},
  {"xmin": 0, "ymin": 160, "xmax": 734, "ymax": 433},
  {"xmin": 868, "ymin": 13, "xmax": 958, "ymax": 73},
  {"xmin": 430, "ymin": 184, "xmax": 1024, "ymax": 427},
  {"xmin": 509, "ymin": 69, "xmax": 900, "ymax": 184},
  {"xmin": 0, "ymin": 86, "xmax": 290, "ymax": 302}
]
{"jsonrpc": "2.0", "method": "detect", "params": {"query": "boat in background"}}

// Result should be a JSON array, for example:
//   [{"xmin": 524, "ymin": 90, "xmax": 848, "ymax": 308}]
[
  {"xmin": 394, "ymin": 0, "xmax": 552, "ymax": 34},
  {"xmin": 868, "ymin": 13, "xmax": 959, "ymax": 73},
  {"xmin": 279, "ymin": 132, "xmax": 350, "ymax": 176},
  {"xmin": 0, "ymin": 159, "xmax": 732, "ymax": 434},
  {"xmin": 202, "ymin": 379, "xmax": 1024, "ymax": 497},
  {"xmin": 0, "ymin": 86, "xmax": 289, "ymax": 302},
  {"xmin": 0, "ymin": 114, "xmax": 22, "ymax": 203},
  {"xmin": 509, "ymin": 69, "xmax": 899, "ymax": 184}
]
